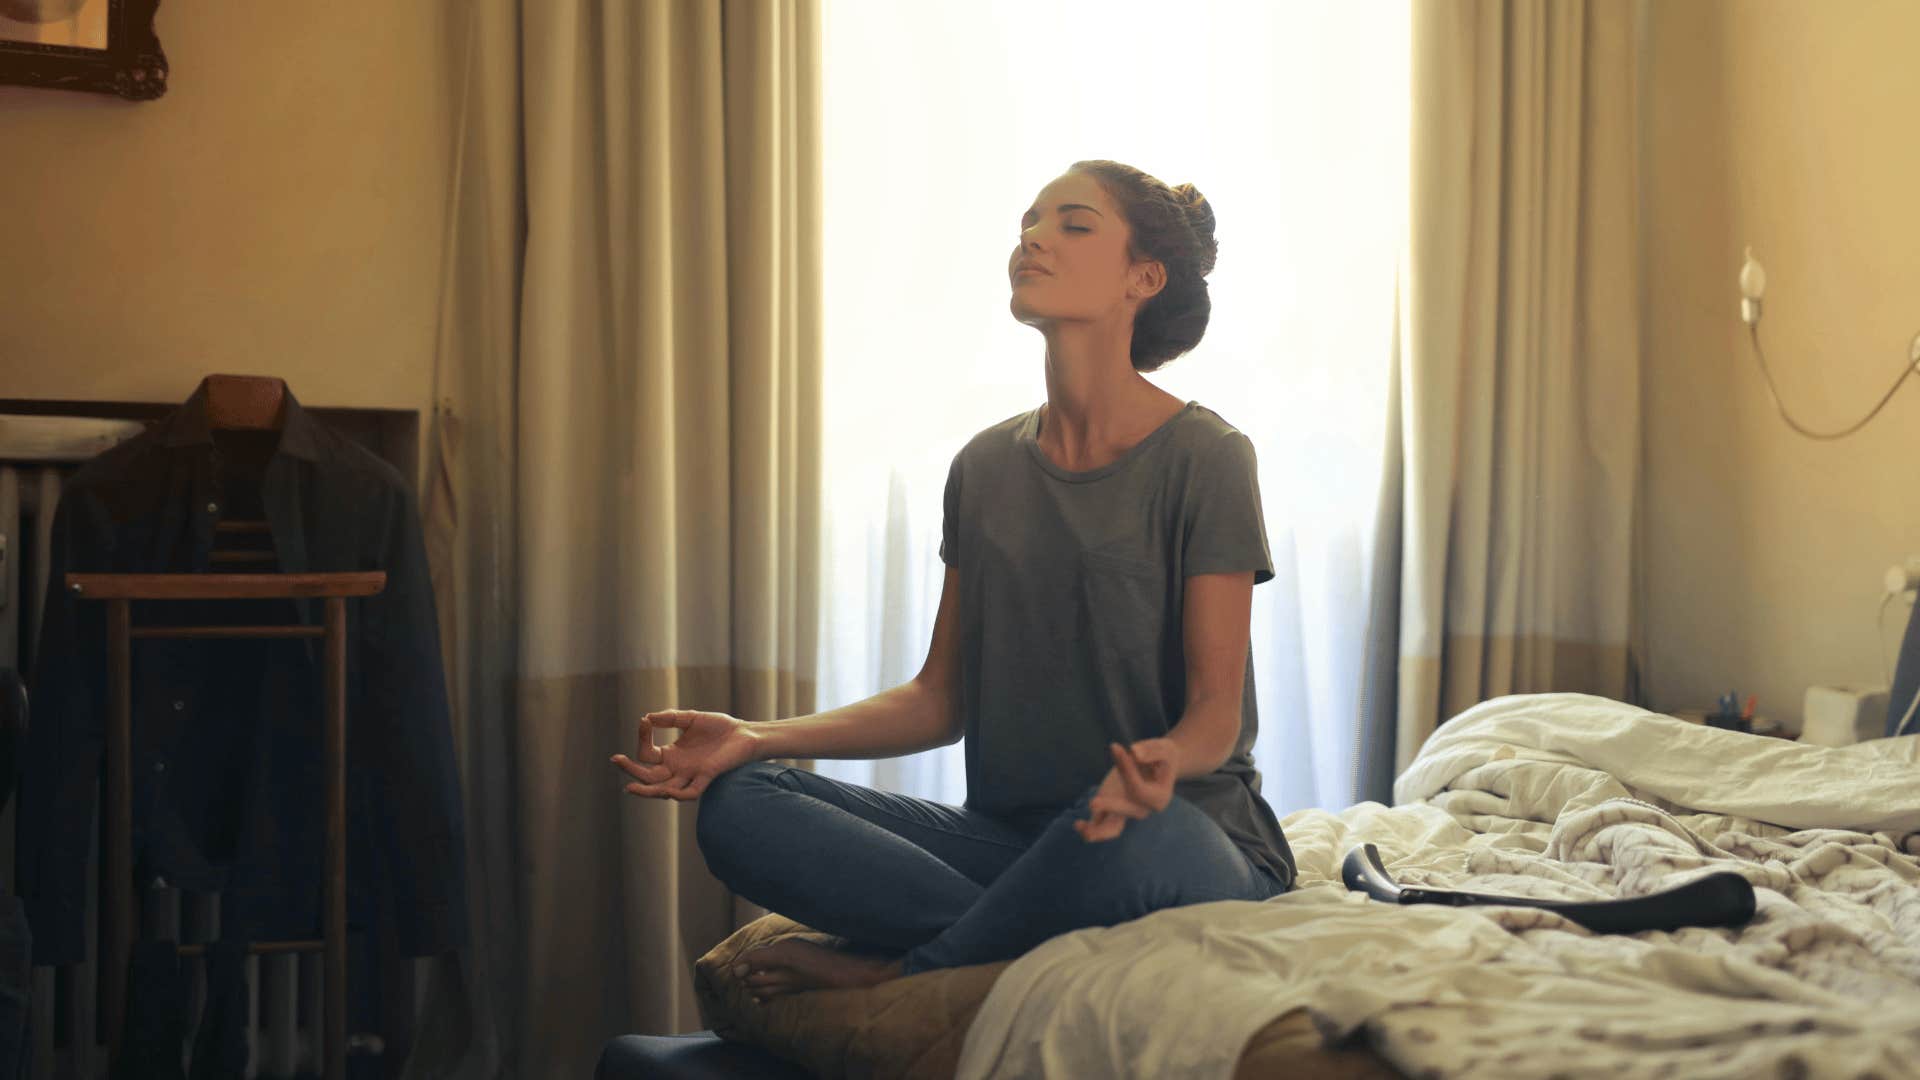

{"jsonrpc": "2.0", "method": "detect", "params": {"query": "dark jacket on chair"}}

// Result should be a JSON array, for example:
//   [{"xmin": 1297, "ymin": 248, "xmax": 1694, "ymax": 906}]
[{"xmin": 13, "ymin": 383, "xmax": 470, "ymax": 967}]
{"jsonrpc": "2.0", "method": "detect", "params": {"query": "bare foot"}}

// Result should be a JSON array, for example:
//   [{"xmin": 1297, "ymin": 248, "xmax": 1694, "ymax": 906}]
[{"xmin": 734, "ymin": 939, "xmax": 905, "ymax": 1002}]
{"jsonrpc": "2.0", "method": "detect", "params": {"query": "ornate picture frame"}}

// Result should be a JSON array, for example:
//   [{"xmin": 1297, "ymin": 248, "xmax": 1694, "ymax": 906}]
[{"xmin": 0, "ymin": 0, "xmax": 166, "ymax": 101}]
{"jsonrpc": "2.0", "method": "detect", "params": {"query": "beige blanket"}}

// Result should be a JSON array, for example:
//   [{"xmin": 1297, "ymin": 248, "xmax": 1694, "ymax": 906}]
[{"xmin": 957, "ymin": 693, "xmax": 1920, "ymax": 1079}]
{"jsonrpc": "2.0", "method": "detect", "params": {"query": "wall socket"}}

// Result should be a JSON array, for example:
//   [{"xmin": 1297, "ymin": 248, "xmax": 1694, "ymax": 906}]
[{"xmin": 1888, "ymin": 555, "xmax": 1920, "ymax": 597}]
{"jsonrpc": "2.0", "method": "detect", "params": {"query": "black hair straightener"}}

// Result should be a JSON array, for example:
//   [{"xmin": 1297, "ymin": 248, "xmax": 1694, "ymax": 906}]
[{"xmin": 1341, "ymin": 843, "xmax": 1756, "ymax": 935}]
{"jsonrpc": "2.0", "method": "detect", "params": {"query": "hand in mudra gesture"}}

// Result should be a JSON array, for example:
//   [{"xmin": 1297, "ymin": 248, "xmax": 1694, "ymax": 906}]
[
  {"xmin": 1075, "ymin": 737, "xmax": 1179, "ymax": 843},
  {"xmin": 610, "ymin": 709, "xmax": 759, "ymax": 801}
]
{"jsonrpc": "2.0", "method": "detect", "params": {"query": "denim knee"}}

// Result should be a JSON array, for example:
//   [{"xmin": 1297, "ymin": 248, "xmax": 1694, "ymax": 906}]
[
  {"xmin": 1067, "ymin": 791, "xmax": 1224, "ymax": 895},
  {"xmin": 1069, "ymin": 781, "xmax": 1197, "ymax": 831},
  {"xmin": 694, "ymin": 760, "xmax": 784, "ymax": 860},
  {"xmin": 1063, "ymin": 783, "xmax": 1193, "ymax": 852}
]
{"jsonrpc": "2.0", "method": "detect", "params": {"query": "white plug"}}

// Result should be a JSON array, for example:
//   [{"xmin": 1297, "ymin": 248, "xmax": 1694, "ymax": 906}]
[
  {"xmin": 1887, "ymin": 555, "xmax": 1920, "ymax": 597},
  {"xmin": 1739, "ymin": 247, "xmax": 1766, "ymax": 327}
]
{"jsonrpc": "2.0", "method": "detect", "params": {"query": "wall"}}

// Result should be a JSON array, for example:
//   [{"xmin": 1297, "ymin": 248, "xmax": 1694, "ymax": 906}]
[
  {"xmin": 0, "ymin": 1, "xmax": 460, "ymax": 487},
  {"xmin": 6, "ymin": 1, "xmax": 1914, "ymax": 730},
  {"xmin": 1643, "ymin": 0, "xmax": 1920, "ymax": 727}
]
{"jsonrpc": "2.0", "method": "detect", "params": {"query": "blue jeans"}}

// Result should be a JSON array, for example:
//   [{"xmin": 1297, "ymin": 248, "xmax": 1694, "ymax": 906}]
[{"xmin": 695, "ymin": 761, "xmax": 1288, "ymax": 975}]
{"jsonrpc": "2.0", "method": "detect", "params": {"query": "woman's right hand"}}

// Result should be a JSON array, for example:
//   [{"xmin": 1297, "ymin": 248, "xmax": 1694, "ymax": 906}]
[{"xmin": 611, "ymin": 709, "xmax": 761, "ymax": 801}]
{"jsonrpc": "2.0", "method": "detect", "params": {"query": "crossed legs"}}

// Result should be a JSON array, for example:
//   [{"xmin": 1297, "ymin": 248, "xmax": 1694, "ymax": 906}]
[{"xmin": 695, "ymin": 761, "xmax": 1281, "ymax": 997}]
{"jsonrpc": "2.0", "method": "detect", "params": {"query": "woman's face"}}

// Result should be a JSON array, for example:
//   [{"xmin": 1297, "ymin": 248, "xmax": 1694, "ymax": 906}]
[{"xmin": 1008, "ymin": 171, "xmax": 1163, "ymax": 330}]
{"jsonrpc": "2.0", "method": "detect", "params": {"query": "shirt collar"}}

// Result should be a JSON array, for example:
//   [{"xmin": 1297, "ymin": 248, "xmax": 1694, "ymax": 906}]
[{"xmin": 155, "ymin": 381, "xmax": 324, "ymax": 463}]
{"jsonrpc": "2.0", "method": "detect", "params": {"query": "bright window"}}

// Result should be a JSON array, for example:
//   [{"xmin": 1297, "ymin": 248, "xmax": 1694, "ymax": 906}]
[{"xmin": 816, "ymin": 0, "xmax": 1411, "ymax": 814}]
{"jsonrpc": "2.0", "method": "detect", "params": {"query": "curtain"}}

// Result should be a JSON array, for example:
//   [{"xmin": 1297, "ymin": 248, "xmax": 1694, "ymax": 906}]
[
  {"xmin": 1375, "ymin": 0, "xmax": 1646, "ymax": 778},
  {"xmin": 810, "ymin": 0, "xmax": 1410, "ymax": 817},
  {"xmin": 420, "ymin": 0, "xmax": 822, "ymax": 1074}
]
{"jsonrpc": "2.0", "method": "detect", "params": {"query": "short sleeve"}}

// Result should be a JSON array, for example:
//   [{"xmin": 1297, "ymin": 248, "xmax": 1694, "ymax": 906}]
[
  {"xmin": 938, "ymin": 451, "xmax": 961, "ymax": 566},
  {"xmin": 1182, "ymin": 432, "xmax": 1275, "ymax": 584}
]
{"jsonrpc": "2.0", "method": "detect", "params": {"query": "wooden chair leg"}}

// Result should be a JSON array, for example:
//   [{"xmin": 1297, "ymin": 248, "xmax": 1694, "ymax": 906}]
[
  {"xmin": 102, "ymin": 597, "xmax": 132, "ymax": 1068},
  {"xmin": 324, "ymin": 596, "xmax": 347, "ymax": 1080}
]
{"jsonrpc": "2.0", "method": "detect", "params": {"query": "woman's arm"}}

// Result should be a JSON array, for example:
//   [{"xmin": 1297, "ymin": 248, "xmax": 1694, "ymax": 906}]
[
  {"xmin": 1077, "ymin": 569, "xmax": 1254, "ymax": 841},
  {"xmin": 1164, "ymin": 570, "xmax": 1255, "ymax": 778},
  {"xmin": 750, "ymin": 566, "xmax": 965, "ymax": 761}
]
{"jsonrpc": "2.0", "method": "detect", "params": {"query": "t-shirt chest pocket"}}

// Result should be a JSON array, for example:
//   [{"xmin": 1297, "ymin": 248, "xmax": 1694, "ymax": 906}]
[{"xmin": 1075, "ymin": 546, "xmax": 1164, "ymax": 661}]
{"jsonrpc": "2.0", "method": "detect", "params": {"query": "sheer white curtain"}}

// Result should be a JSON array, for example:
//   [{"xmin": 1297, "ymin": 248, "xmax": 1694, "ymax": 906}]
[{"xmin": 814, "ymin": 0, "xmax": 1409, "ymax": 816}]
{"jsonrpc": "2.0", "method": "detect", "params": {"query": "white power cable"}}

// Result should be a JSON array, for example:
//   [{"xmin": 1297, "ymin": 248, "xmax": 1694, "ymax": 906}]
[
  {"xmin": 1894, "ymin": 683, "xmax": 1920, "ymax": 739},
  {"xmin": 1745, "ymin": 324, "xmax": 1920, "ymax": 441}
]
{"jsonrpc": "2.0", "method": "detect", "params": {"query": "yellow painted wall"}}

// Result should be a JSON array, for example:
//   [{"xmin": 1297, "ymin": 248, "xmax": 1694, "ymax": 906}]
[
  {"xmin": 0, "ymin": 2, "xmax": 458, "ymax": 463},
  {"xmin": 1643, "ymin": 0, "xmax": 1920, "ymax": 726}
]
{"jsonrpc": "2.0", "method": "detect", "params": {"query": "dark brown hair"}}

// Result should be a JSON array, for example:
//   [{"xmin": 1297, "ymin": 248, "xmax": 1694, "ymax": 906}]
[{"xmin": 1068, "ymin": 159, "xmax": 1219, "ymax": 372}]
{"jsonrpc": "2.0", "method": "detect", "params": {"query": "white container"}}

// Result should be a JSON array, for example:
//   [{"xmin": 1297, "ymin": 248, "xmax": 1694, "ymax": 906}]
[{"xmin": 1800, "ymin": 685, "xmax": 1891, "ymax": 746}]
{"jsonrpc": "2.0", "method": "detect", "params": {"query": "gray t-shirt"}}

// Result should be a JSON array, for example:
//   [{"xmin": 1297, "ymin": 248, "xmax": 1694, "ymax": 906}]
[{"xmin": 938, "ymin": 400, "xmax": 1295, "ymax": 889}]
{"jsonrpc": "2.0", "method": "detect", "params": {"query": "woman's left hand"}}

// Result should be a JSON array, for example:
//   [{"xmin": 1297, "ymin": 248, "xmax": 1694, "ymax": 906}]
[{"xmin": 1075, "ymin": 738, "xmax": 1179, "ymax": 843}]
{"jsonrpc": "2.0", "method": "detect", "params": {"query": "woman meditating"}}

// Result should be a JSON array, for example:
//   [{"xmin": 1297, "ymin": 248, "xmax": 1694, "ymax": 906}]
[{"xmin": 610, "ymin": 159, "xmax": 1294, "ymax": 1002}]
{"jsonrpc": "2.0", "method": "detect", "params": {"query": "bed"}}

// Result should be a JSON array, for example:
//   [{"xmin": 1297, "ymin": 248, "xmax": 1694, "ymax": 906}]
[{"xmin": 666, "ymin": 693, "xmax": 1920, "ymax": 1078}]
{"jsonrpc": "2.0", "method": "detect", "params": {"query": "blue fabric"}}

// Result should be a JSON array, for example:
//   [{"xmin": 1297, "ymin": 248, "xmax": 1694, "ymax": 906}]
[
  {"xmin": 695, "ymin": 761, "xmax": 1287, "ymax": 977},
  {"xmin": 0, "ymin": 671, "xmax": 31, "ymax": 1080},
  {"xmin": 0, "ymin": 894, "xmax": 28, "ymax": 1080},
  {"xmin": 596, "ymin": 1032, "xmax": 813, "ymax": 1080},
  {"xmin": 108, "ymin": 940, "xmax": 185, "ymax": 1080},
  {"xmin": 186, "ymin": 939, "xmax": 249, "ymax": 1080},
  {"xmin": 16, "ymin": 382, "xmax": 468, "ymax": 966}
]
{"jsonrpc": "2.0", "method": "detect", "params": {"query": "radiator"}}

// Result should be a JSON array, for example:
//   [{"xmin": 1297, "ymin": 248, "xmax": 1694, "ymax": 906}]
[{"xmin": 3, "ymin": 416, "xmax": 347, "ymax": 1078}]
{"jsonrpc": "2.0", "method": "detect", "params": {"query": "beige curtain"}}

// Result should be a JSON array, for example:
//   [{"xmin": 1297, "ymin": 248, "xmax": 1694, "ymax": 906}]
[
  {"xmin": 418, "ymin": 0, "xmax": 821, "ymax": 1074},
  {"xmin": 1391, "ymin": 0, "xmax": 1644, "ymax": 773}
]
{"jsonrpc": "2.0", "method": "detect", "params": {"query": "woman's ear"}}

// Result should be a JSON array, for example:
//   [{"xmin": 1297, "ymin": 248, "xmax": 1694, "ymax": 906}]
[{"xmin": 1129, "ymin": 259, "xmax": 1167, "ymax": 303}]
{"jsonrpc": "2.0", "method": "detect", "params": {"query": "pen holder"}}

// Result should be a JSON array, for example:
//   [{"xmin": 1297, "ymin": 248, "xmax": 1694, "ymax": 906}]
[{"xmin": 1705, "ymin": 713, "xmax": 1752, "ymax": 734}]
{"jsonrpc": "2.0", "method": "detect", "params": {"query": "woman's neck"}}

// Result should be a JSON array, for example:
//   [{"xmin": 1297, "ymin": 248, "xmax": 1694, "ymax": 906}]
[{"xmin": 1037, "ymin": 326, "xmax": 1184, "ymax": 472}]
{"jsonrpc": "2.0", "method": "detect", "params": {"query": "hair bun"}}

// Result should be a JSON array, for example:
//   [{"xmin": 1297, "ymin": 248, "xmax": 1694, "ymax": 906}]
[
  {"xmin": 1172, "ymin": 183, "xmax": 1217, "ymax": 276},
  {"xmin": 1064, "ymin": 159, "xmax": 1219, "ymax": 371}
]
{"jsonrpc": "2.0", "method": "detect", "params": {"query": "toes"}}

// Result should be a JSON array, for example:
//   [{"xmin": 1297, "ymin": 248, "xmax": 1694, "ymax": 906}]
[
  {"xmin": 739, "ymin": 946, "xmax": 789, "ymax": 970},
  {"xmin": 749, "ymin": 980, "xmax": 796, "ymax": 1003}
]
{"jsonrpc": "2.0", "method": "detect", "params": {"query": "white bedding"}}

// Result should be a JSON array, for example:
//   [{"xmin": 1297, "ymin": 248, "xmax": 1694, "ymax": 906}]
[{"xmin": 954, "ymin": 693, "xmax": 1920, "ymax": 1079}]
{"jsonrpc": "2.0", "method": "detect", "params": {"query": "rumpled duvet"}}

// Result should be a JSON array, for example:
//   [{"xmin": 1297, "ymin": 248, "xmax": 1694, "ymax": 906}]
[{"xmin": 956, "ymin": 693, "xmax": 1920, "ymax": 1079}]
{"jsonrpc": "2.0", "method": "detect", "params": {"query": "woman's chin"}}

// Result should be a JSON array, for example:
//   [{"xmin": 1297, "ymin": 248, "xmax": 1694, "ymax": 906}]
[{"xmin": 1009, "ymin": 296, "xmax": 1053, "ymax": 324}]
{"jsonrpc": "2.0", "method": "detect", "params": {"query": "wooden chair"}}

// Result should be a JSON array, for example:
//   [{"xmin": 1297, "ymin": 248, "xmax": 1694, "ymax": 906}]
[
  {"xmin": 68, "ymin": 569, "xmax": 383, "ymax": 1080},
  {"xmin": 72, "ymin": 371, "xmax": 375, "ymax": 1078}
]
